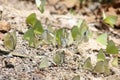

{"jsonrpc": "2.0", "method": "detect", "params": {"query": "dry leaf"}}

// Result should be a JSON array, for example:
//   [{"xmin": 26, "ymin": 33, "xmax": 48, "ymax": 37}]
[
  {"xmin": 0, "ymin": 21, "xmax": 10, "ymax": 32},
  {"xmin": 61, "ymin": 0, "xmax": 79, "ymax": 8}
]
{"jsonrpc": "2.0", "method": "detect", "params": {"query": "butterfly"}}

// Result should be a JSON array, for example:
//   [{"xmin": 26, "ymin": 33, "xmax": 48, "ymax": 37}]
[{"xmin": 4, "ymin": 31, "xmax": 17, "ymax": 50}]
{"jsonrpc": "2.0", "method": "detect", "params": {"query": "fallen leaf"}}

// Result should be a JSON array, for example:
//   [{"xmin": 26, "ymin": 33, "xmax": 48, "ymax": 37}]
[
  {"xmin": 62, "ymin": 0, "xmax": 79, "ymax": 8},
  {"xmin": 0, "ymin": 21, "xmax": 10, "ymax": 32}
]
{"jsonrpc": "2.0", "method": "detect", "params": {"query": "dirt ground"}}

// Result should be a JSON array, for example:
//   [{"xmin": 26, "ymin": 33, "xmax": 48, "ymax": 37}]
[{"xmin": 0, "ymin": 0, "xmax": 120, "ymax": 80}]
